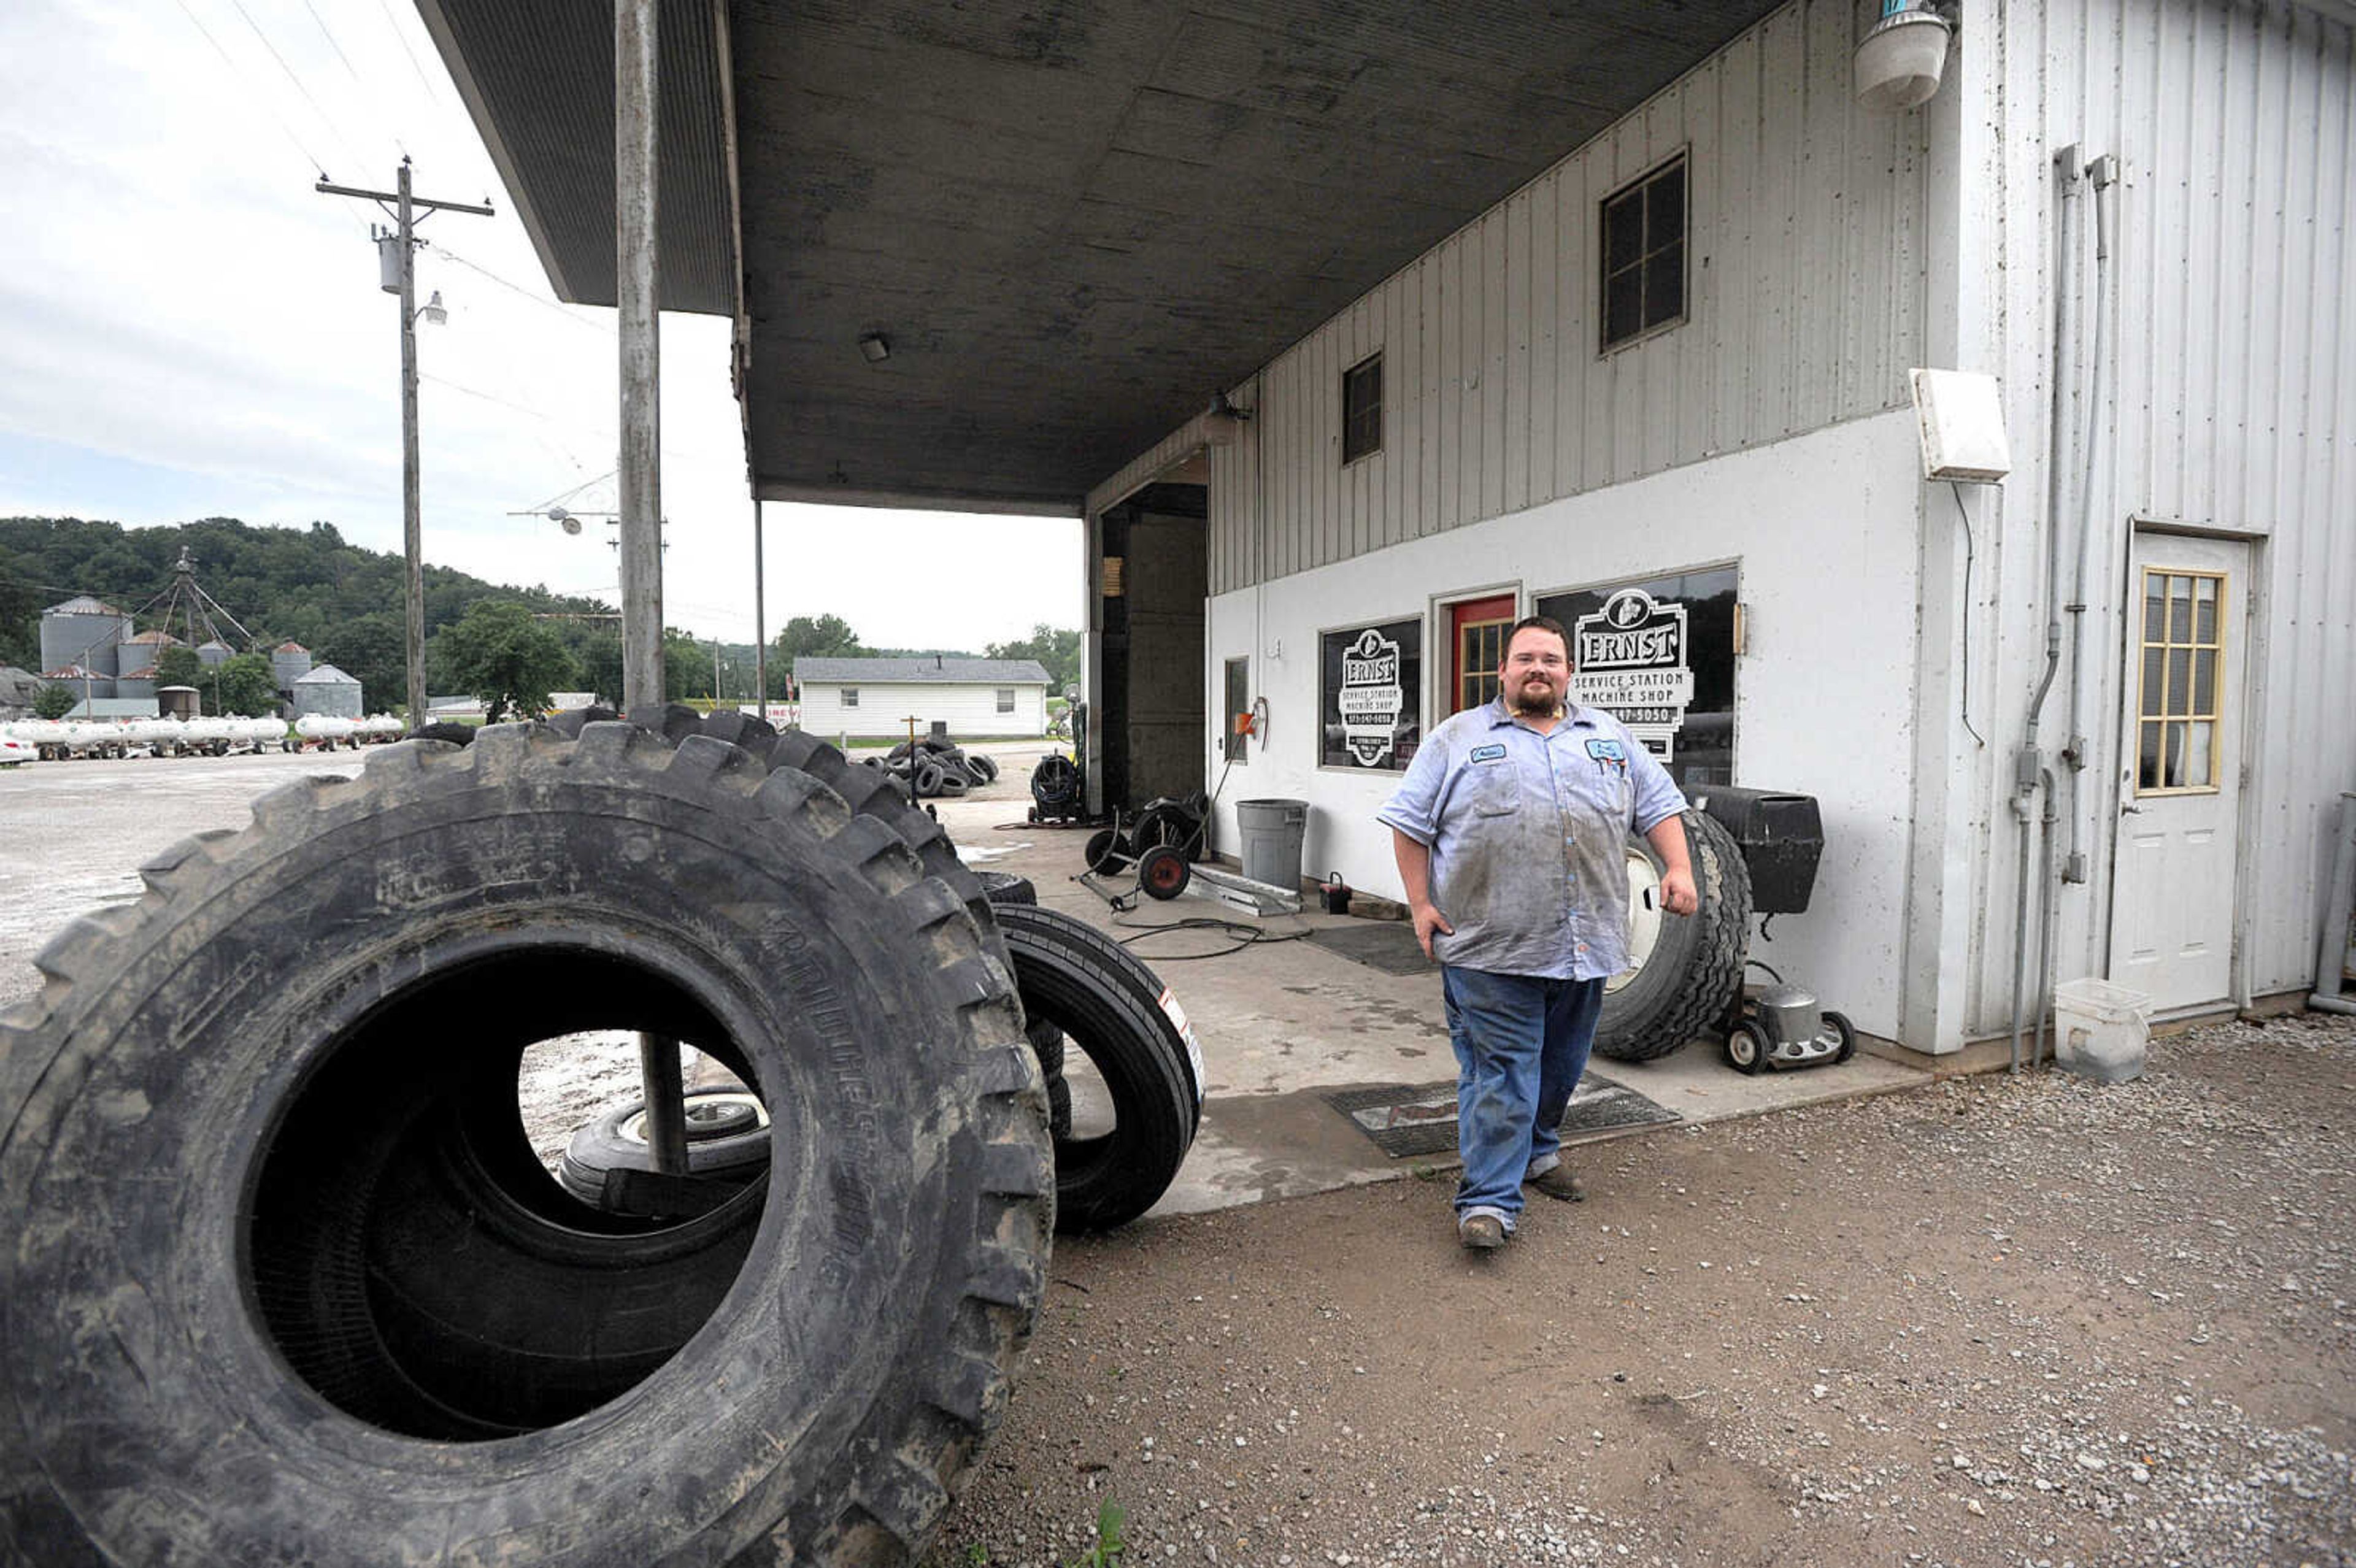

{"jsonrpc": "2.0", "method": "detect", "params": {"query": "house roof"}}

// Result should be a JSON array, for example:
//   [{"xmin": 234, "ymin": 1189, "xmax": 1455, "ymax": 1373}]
[
  {"xmin": 794, "ymin": 657, "xmax": 1051, "ymax": 685},
  {"xmin": 418, "ymin": 0, "xmax": 1780, "ymax": 515}
]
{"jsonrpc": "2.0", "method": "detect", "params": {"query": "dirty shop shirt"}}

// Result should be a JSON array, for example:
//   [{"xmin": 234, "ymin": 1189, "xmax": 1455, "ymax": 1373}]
[{"xmin": 1376, "ymin": 698, "xmax": 1687, "ymax": 982}]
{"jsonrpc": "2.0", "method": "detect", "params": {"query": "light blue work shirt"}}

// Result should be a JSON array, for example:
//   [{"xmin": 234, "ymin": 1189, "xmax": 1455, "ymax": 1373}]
[{"xmin": 1377, "ymin": 698, "xmax": 1688, "ymax": 981}]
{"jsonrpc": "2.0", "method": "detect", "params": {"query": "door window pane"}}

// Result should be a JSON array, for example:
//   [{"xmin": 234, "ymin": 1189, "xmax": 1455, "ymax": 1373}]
[
  {"xmin": 2182, "ymin": 721, "xmax": 2214, "ymax": 788},
  {"xmin": 2133, "ymin": 567, "xmax": 2227, "ymax": 796}
]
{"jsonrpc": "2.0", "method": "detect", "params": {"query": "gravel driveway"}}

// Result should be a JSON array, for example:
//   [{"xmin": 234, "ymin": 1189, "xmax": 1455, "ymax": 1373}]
[{"xmin": 923, "ymin": 1012, "xmax": 2355, "ymax": 1568}]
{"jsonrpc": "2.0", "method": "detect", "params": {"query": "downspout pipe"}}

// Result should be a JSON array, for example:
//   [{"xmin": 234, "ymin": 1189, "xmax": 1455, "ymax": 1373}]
[
  {"xmin": 2009, "ymin": 147, "xmax": 2084, "ymax": 1072},
  {"xmin": 2061, "ymin": 154, "xmax": 2122, "ymax": 882}
]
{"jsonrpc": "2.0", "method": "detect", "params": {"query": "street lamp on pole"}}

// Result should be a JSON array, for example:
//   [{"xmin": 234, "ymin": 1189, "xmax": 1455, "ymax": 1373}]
[{"xmin": 316, "ymin": 161, "xmax": 493, "ymax": 728}]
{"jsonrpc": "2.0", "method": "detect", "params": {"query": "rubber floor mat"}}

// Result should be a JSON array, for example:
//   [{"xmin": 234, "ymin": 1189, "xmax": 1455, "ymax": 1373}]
[
  {"xmin": 1323, "ymin": 1072, "xmax": 1680, "ymax": 1158},
  {"xmin": 1305, "ymin": 921, "xmax": 1435, "ymax": 976}
]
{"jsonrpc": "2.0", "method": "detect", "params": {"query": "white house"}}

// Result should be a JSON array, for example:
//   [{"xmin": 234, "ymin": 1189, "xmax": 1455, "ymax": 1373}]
[{"xmin": 793, "ymin": 656, "xmax": 1051, "ymax": 741}]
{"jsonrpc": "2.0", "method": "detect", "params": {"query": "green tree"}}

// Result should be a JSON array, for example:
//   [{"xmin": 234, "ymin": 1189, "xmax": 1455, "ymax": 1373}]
[
  {"xmin": 428, "ymin": 600, "xmax": 577, "ymax": 722},
  {"xmin": 213, "ymin": 654, "xmax": 279, "ymax": 717},
  {"xmin": 577, "ymin": 632, "xmax": 623, "ymax": 707},
  {"xmin": 34, "ymin": 682, "xmax": 77, "ymax": 720},
  {"xmin": 985, "ymin": 623, "xmax": 1081, "ymax": 692},
  {"xmin": 662, "ymin": 628, "xmax": 707, "ymax": 702},
  {"xmin": 771, "ymin": 613, "xmax": 866, "ymax": 666},
  {"xmin": 153, "ymin": 644, "xmax": 204, "ymax": 691},
  {"xmin": 315, "ymin": 612, "xmax": 406, "ymax": 717}
]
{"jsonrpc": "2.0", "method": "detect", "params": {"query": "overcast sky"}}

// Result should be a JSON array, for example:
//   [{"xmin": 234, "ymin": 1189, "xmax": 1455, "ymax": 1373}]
[{"xmin": 0, "ymin": 1, "xmax": 1083, "ymax": 652}]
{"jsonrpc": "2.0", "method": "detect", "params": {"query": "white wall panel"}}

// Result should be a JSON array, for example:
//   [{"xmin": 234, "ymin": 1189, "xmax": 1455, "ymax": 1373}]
[
  {"xmin": 1989, "ymin": 0, "xmax": 2356, "ymax": 1008},
  {"xmin": 798, "ymin": 682, "xmax": 1047, "ymax": 740},
  {"xmin": 1197, "ymin": 0, "xmax": 1928, "ymax": 602}
]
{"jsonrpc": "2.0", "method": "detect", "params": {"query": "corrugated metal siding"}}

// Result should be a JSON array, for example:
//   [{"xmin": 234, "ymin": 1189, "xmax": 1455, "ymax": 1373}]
[
  {"xmin": 1207, "ymin": 0, "xmax": 1928, "ymax": 595},
  {"xmin": 2050, "ymin": 0, "xmax": 2356, "ymax": 998}
]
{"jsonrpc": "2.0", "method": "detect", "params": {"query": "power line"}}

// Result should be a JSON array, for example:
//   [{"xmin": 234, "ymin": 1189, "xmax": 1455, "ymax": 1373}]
[
  {"xmin": 374, "ymin": 0, "xmax": 447, "ymax": 104},
  {"xmin": 424, "ymin": 242, "xmax": 616, "ymax": 336},
  {"xmin": 168, "ymin": 0, "xmax": 353, "ymax": 210},
  {"xmin": 223, "ymin": 0, "xmax": 369, "ymax": 174}
]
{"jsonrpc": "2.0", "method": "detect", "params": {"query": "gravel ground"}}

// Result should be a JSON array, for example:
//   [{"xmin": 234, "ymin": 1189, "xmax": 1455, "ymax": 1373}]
[{"xmin": 922, "ymin": 1012, "xmax": 2355, "ymax": 1568}]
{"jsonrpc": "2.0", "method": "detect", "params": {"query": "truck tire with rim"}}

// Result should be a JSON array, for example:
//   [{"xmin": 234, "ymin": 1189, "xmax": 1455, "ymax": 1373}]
[
  {"xmin": 0, "ymin": 721, "xmax": 1052, "ymax": 1566},
  {"xmin": 991, "ymin": 902, "xmax": 1201, "ymax": 1232},
  {"xmin": 1590, "ymin": 809, "xmax": 1752, "ymax": 1063}
]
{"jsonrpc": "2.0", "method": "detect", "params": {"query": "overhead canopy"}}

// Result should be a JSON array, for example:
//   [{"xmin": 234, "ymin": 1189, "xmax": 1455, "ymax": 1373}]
[{"xmin": 420, "ymin": 0, "xmax": 1782, "ymax": 514}]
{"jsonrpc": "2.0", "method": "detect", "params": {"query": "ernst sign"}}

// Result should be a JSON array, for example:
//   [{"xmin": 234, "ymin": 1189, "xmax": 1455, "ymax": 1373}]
[{"xmin": 1570, "ymin": 588, "xmax": 1695, "ymax": 761}]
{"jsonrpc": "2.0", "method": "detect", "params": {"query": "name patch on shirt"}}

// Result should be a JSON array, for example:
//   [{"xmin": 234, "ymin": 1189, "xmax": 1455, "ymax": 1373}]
[
  {"xmin": 1584, "ymin": 738, "xmax": 1626, "ymax": 763},
  {"xmin": 1468, "ymin": 743, "xmax": 1507, "ymax": 763}
]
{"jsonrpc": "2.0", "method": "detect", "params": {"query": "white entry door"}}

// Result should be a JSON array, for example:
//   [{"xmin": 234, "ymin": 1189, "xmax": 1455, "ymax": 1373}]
[{"xmin": 2107, "ymin": 532, "xmax": 2248, "ymax": 1013}]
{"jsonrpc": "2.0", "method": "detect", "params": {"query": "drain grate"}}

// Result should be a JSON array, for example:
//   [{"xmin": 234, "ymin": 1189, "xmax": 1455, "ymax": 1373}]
[{"xmin": 1323, "ymin": 1073, "xmax": 1680, "ymax": 1158}]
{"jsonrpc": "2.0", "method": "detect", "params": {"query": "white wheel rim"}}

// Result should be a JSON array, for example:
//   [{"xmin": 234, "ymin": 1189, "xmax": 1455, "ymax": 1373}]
[{"xmin": 1607, "ymin": 847, "xmax": 1665, "ymax": 996}]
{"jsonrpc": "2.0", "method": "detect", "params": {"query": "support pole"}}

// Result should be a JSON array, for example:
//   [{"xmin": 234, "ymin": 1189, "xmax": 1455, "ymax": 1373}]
[
  {"xmin": 616, "ymin": 0, "xmax": 684, "ymax": 1161},
  {"xmin": 396, "ymin": 161, "xmax": 427, "ymax": 727},
  {"xmin": 753, "ymin": 498, "xmax": 767, "ymax": 715},
  {"xmin": 616, "ymin": 0, "xmax": 664, "ymax": 711}
]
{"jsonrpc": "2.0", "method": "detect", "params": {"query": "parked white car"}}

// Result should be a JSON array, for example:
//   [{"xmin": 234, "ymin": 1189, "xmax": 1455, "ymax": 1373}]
[{"xmin": 0, "ymin": 732, "xmax": 32, "ymax": 767}]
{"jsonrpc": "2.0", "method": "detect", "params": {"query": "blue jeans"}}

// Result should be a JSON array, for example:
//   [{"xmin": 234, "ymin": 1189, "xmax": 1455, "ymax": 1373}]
[{"xmin": 1440, "ymin": 966, "xmax": 1607, "ymax": 1229}]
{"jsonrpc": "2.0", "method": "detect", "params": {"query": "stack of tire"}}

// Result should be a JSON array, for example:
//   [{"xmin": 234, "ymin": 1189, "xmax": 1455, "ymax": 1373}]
[
  {"xmin": 861, "ymin": 734, "xmax": 999, "ymax": 797},
  {"xmin": 556, "ymin": 720, "xmax": 1204, "ymax": 1237},
  {"xmin": 0, "ymin": 703, "xmax": 1056, "ymax": 1565}
]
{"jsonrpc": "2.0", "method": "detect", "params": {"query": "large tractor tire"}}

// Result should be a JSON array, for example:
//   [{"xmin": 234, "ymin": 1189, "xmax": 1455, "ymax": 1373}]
[
  {"xmin": 1591, "ymin": 809, "xmax": 1752, "ymax": 1063},
  {"xmin": 0, "ymin": 721, "xmax": 1050, "ymax": 1567}
]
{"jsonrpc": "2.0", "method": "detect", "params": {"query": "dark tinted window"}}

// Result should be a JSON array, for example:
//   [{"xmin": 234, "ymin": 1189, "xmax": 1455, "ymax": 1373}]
[{"xmin": 1601, "ymin": 156, "xmax": 1688, "ymax": 350}]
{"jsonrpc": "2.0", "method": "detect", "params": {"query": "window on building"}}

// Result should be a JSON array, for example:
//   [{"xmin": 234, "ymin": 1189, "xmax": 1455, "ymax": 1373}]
[
  {"xmin": 996, "ymin": 687, "xmax": 1015, "ymax": 714},
  {"xmin": 1223, "ymin": 656, "xmax": 1250, "ymax": 763},
  {"xmin": 1342, "ymin": 353, "xmax": 1382, "ymax": 464},
  {"xmin": 840, "ymin": 686, "xmax": 858, "ymax": 709},
  {"xmin": 2135, "ymin": 569, "xmax": 2225, "ymax": 793},
  {"xmin": 1600, "ymin": 155, "xmax": 1686, "ymax": 351}
]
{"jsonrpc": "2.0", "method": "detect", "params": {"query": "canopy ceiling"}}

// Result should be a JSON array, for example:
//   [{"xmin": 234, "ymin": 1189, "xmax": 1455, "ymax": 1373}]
[{"xmin": 420, "ymin": 0, "xmax": 1784, "ymax": 514}]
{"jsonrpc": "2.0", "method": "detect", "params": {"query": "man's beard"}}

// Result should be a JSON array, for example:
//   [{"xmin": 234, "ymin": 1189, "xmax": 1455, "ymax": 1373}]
[{"xmin": 1508, "ymin": 680, "xmax": 1560, "ymax": 717}]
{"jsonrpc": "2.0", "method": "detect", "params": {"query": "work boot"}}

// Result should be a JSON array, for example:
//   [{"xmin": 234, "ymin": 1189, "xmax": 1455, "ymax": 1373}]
[
  {"xmin": 1525, "ymin": 1165, "xmax": 1587, "ymax": 1202},
  {"xmin": 1458, "ymin": 1213, "xmax": 1506, "ymax": 1251}
]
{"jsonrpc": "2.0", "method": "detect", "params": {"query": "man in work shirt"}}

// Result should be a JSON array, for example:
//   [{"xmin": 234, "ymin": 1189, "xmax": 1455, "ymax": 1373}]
[{"xmin": 1377, "ymin": 615, "xmax": 1695, "ymax": 1251}]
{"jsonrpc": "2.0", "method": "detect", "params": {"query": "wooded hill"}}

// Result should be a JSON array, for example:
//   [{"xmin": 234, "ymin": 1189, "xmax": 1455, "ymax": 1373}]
[{"xmin": 0, "ymin": 517, "xmax": 1064, "ymax": 709}]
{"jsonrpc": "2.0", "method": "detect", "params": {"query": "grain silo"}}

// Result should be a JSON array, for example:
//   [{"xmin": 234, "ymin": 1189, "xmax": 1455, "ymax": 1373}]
[
  {"xmin": 196, "ymin": 639, "xmax": 234, "ymax": 669},
  {"xmin": 290, "ymin": 664, "xmax": 362, "ymax": 720},
  {"xmin": 40, "ymin": 597, "xmax": 131, "ymax": 682},
  {"xmin": 271, "ymin": 642, "xmax": 314, "ymax": 697}
]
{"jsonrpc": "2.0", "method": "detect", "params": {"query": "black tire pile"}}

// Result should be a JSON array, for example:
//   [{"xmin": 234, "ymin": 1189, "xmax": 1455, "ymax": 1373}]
[{"xmin": 860, "ymin": 734, "xmax": 1000, "ymax": 797}]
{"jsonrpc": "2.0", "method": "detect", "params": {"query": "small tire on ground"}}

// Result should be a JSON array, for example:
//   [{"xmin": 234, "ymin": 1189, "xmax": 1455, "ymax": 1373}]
[
  {"xmin": 1083, "ymin": 828, "xmax": 1131, "ymax": 873},
  {"xmin": 0, "ymin": 721, "xmax": 1050, "ymax": 1566},
  {"xmin": 557, "ymin": 1090, "xmax": 774, "ymax": 1215},
  {"xmin": 1137, "ymin": 844, "xmax": 1191, "ymax": 901},
  {"xmin": 1590, "ymin": 810, "xmax": 1754, "ymax": 1063},
  {"xmin": 977, "ymin": 872, "xmax": 1036, "ymax": 905},
  {"xmin": 1825, "ymin": 1009, "xmax": 1857, "ymax": 1064},
  {"xmin": 1722, "ymin": 1021, "xmax": 1770, "ymax": 1075},
  {"xmin": 992, "ymin": 903, "xmax": 1201, "ymax": 1232}
]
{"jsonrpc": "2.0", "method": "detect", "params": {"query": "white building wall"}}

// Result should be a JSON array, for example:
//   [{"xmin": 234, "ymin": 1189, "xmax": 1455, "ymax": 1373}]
[
  {"xmin": 798, "ymin": 683, "xmax": 1047, "ymax": 740},
  {"xmin": 1209, "ymin": 411, "xmax": 1927, "ymax": 1040},
  {"xmin": 1203, "ymin": 0, "xmax": 1931, "ymax": 597},
  {"xmin": 1960, "ymin": 0, "xmax": 2356, "ymax": 1013}
]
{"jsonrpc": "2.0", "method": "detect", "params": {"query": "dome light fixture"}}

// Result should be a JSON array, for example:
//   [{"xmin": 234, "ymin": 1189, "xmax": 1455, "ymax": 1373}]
[{"xmin": 1855, "ymin": 0, "xmax": 1953, "ymax": 112}]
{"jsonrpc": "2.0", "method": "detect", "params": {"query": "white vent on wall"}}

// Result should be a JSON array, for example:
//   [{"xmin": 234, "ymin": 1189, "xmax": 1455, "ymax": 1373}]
[{"xmin": 1908, "ymin": 368, "xmax": 2012, "ymax": 483}]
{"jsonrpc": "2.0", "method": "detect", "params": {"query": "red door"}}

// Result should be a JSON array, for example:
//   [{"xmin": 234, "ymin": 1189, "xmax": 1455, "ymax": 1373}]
[{"xmin": 1449, "ymin": 594, "xmax": 1517, "ymax": 713}]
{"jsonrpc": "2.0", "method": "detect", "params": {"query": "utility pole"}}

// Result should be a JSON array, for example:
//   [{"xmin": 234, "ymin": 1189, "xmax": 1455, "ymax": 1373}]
[
  {"xmin": 317, "ymin": 161, "xmax": 493, "ymax": 727},
  {"xmin": 616, "ymin": 0, "xmax": 664, "ymax": 713}
]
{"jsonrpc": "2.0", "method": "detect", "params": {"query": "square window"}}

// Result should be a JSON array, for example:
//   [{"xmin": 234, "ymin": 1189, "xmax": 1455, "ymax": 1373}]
[
  {"xmin": 1600, "ymin": 155, "xmax": 1688, "ymax": 351},
  {"xmin": 841, "ymin": 686, "xmax": 858, "ymax": 708},
  {"xmin": 996, "ymin": 687, "xmax": 1015, "ymax": 714},
  {"xmin": 1342, "ymin": 353, "xmax": 1382, "ymax": 464}
]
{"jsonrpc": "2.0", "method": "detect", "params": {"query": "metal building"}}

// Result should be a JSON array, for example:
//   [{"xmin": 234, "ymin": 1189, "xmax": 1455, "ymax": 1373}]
[
  {"xmin": 38, "ymin": 596, "xmax": 131, "ymax": 690},
  {"xmin": 423, "ymin": 0, "xmax": 2356, "ymax": 1059},
  {"xmin": 793, "ymin": 656, "xmax": 1052, "ymax": 740},
  {"xmin": 290, "ymin": 664, "xmax": 363, "ymax": 720}
]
